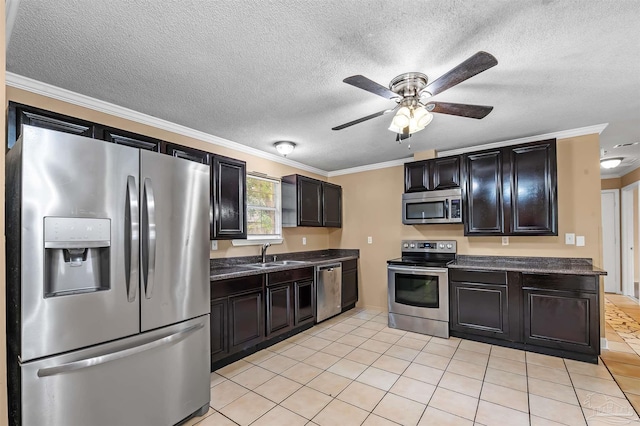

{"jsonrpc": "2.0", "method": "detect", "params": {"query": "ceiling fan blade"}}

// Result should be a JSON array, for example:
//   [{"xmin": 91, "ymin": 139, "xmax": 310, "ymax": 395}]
[
  {"xmin": 332, "ymin": 107, "xmax": 396, "ymax": 131},
  {"xmin": 343, "ymin": 75, "xmax": 399, "ymax": 100},
  {"xmin": 424, "ymin": 51, "xmax": 498, "ymax": 97},
  {"xmin": 426, "ymin": 102, "xmax": 494, "ymax": 119}
]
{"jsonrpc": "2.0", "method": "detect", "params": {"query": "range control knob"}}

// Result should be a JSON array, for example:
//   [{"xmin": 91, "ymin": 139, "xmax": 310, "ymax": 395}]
[
  {"xmin": 403, "ymin": 243, "xmax": 409, "ymax": 248},
  {"xmin": 410, "ymin": 243, "xmax": 416, "ymax": 248},
  {"xmin": 439, "ymin": 243, "xmax": 445, "ymax": 249},
  {"xmin": 446, "ymin": 243, "xmax": 453, "ymax": 249}
]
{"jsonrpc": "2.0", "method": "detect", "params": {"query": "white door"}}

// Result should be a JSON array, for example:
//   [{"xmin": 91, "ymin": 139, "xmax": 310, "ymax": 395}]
[{"xmin": 601, "ymin": 190, "xmax": 620, "ymax": 293}]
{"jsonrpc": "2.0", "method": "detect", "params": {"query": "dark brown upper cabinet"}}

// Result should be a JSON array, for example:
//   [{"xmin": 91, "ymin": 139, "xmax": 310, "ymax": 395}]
[
  {"xmin": 163, "ymin": 143, "xmax": 210, "ymax": 164},
  {"xmin": 509, "ymin": 141, "xmax": 557, "ymax": 234},
  {"xmin": 298, "ymin": 176, "xmax": 323, "ymax": 227},
  {"xmin": 101, "ymin": 127, "xmax": 163, "ymax": 152},
  {"xmin": 322, "ymin": 182, "xmax": 342, "ymax": 228},
  {"xmin": 211, "ymin": 155, "xmax": 247, "ymax": 240},
  {"xmin": 282, "ymin": 174, "xmax": 342, "ymax": 228},
  {"xmin": 7, "ymin": 102, "xmax": 98, "ymax": 149},
  {"xmin": 463, "ymin": 149, "xmax": 504, "ymax": 235},
  {"xmin": 404, "ymin": 156, "xmax": 461, "ymax": 193},
  {"xmin": 463, "ymin": 139, "xmax": 557, "ymax": 236}
]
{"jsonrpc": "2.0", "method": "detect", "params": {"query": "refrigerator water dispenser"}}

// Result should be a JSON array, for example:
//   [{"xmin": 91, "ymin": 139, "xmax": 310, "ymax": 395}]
[{"xmin": 44, "ymin": 217, "xmax": 111, "ymax": 297}]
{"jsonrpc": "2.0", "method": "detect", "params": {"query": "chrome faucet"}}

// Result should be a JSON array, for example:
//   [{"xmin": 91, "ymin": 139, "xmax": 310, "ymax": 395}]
[{"xmin": 261, "ymin": 243, "xmax": 271, "ymax": 263}]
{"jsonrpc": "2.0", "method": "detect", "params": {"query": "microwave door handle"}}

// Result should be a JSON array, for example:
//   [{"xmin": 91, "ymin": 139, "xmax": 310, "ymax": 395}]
[{"xmin": 444, "ymin": 199, "xmax": 449, "ymax": 219}]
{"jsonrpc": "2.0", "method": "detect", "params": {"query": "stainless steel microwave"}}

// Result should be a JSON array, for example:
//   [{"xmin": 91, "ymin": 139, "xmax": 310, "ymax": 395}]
[{"xmin": 402, "ymin": 188, "xmax": 462, "ymax": 224}]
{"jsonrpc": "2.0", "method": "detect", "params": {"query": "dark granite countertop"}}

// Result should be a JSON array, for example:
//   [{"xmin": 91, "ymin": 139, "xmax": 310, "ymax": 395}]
[
  {"xmin": 210, "ymin": 249, "xmax": 359, "ymax": 281},
  {"xmin": 448, "ymin": 255, "xmax": 606, "ymax": 276}
]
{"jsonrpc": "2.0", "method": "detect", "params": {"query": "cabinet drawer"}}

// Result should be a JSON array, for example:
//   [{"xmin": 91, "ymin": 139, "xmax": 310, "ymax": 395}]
[
  {"xmin": 211, "ymin": 275, "xmax": 263, "ymax": 299},
  {"xmin": 268, "ymin": 267, "xmax": 314, "ymax": 286},
  {"xmin": 342, "ymin": 259, "xmax": 357, "ymax": 271},
  {"xmin": 522, "ymin": 274, "xmax": 598, "ymax": 293},
  {"xmin": 449, "ymin": 269, "xmax": 507, "ymax": 285}
]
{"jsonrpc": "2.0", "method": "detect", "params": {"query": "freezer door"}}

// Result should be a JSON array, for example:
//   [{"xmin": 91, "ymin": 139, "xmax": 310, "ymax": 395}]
[
  {"xmin": 20, "ymin": 315, "xmax": 210, "ymax": 426},
  {"xmin": 140, "ymin": 151, "xmax": 210, "ymax": 331},
  {"xmin": 15, "ymin": 126, "xmax": 140, "ymax": 362}
]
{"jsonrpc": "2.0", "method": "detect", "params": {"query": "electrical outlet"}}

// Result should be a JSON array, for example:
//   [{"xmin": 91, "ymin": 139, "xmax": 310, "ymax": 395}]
[
  {"xmin": 302, "ymin": 237, "xmax": 307, "ymax": 245},
  {"xmin": 576, "ymin": 236, "xmax": 585, "ymax": 247},
  {"xmin": 502, "ymin": 237, "xmax": 509, "ymax": 246},
  {"xmin": 367, "ymin": 236, "xmax": 373, "ymax": 244},
  {"xmin": 565, "ymin": 233, "xmax": 575, "ymax": 245},
  {"xmin": 210, "ymin": 240, "xmax": 218, "ymax": 250}
]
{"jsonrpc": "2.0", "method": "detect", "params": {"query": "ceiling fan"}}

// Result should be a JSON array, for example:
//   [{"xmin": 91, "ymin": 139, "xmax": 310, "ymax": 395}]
[{"xmin": 332, "ymin": 51, "xmax": 498, "ymax": 139}]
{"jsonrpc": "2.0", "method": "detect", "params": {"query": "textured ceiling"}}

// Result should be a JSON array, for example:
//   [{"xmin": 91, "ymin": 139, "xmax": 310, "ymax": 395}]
[{"xmin": 6, "ymin": 0, "xmax": 640, "ymax": 174}]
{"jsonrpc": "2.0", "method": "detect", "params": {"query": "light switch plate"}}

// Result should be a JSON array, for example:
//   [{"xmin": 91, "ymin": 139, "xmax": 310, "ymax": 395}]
[
  {"xmin": 367, "ymin": 236, "xmax": 373, "ymax": 244},
  {"xmin": 210, "ymin": 241, "xmax": 218, "ymax": 250},
  {"xmin": 565, "ymin": 233, "xmax": 575, "ymax": 245},
  {"xmin": 302, "ymin": 237, "xmax": 307, "ymax": 245},
  {"xmin": 576, "ymin": 236, "xmax": 585, "ymax": 247}
]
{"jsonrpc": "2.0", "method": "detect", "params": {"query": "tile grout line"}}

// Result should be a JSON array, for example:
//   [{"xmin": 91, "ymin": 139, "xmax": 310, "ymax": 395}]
[{"xmin": 213, "ymin": 306, "xmax": 634, "ymax": 426}]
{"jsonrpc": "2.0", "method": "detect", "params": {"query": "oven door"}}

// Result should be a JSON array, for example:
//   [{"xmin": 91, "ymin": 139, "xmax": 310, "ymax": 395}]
[{"xmin": 387, "ymin": 265, "xmax": 449, "ymax": 322}]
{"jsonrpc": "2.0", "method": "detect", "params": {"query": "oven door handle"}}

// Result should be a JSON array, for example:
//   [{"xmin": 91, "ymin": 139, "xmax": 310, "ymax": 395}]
[{"xmin": 387, "ymin": 265, "xmax": 447, "ymax": 274}]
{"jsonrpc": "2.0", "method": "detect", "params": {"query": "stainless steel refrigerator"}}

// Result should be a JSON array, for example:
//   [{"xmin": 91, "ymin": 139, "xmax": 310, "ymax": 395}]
[{"xmin": 6, "ymin": 125, "xmax": 211, "ymax": 426}]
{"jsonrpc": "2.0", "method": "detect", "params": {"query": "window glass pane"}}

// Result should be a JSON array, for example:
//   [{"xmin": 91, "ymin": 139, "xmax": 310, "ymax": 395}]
[
  {"xmin": 247, "ymin": 178, "xmax": 276, "ymax": 208},
  {"xmin": 248, "ymin": 209, "xmax": 276, "ymax": 235},
  {"xmin": 246, "ymin": 175, "xmax": 281, "ymax": 237}
]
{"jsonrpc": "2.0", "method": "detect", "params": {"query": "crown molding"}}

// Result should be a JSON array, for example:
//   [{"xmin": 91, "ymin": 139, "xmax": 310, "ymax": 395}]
[
  {"xmin": 328, "ymin": 157, "xmax": 410, "ymax": 177},
  {"xmin": 437, "ymin": 123, "xmax": 609, "ymax": 157},
  {"xmin": 5, "ymin": 72, "xmax": 330, "ymax": 177}
]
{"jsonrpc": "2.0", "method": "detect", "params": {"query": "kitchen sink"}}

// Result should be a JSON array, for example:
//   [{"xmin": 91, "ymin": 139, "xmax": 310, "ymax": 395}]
[
  {"xmin": 244, "ymin": 260, "xmax": 309, "ymax": 269},
  {"xmin": 272, "ymin": 260, "xmax": 309, "ymax": 265}
]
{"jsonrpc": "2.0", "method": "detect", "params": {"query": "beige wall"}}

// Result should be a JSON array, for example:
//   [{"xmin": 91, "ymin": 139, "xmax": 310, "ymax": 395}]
[
  {"xmin": 622, "ymin": 167, "xmax": 640, "ymax": 188},
  {"xmin": 601, "ymin": 177, "xmax": 622, "ymax": 190},
  {"xmin": 1, "ymin": 2, "xmax": 7, "ymax": 422},
  {"xmin": 330, "ymin": 134, "xmax": 604, "ymax": 311},
  {"xmin": 6, "ymin": 87, "xmax": 332, "ymax": 260}
]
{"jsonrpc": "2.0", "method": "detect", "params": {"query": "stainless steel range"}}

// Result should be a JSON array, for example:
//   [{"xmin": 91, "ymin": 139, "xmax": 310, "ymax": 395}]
[{"xmin": 387, "ymin": 240, "xmax": 456, "ymax": 338}]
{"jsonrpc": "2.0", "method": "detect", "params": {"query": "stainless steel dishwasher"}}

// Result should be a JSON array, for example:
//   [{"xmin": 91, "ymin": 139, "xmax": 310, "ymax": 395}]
[{"xmin": 316, "ymin": 263, "xmax": 342, "ymax": 322}]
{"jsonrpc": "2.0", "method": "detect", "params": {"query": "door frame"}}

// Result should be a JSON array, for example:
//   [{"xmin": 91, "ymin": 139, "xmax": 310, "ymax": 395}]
[
  {"xmin": 621, "ymin": 182, "xmax": 639, "ymax": 298},
  {"xmin": 601, "ymin": 189, "xmax": 621, "ymax": 293}
]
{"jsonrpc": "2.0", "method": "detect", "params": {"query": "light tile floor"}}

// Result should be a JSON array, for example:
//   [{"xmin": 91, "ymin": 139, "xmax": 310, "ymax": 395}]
[{"xmin": 186, "ymin": 296, "xmax": 640, "ymax": 426}]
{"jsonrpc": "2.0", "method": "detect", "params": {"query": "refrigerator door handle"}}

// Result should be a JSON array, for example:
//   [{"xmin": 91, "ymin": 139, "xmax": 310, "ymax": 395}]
[
  {"xmin": 37, "ymin": 322, "xmax": 204, "ymax": 378},
  {"xmin": 125, "ymin": 176, "xmax": 139, "ymax": 303},
  {"xmin": 142, "ymin": 178, "xmax": 157, "ymax": 299}
]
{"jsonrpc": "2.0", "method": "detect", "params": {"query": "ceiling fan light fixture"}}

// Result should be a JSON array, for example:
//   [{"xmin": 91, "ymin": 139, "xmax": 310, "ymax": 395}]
[
  {"xmin": 274, "ymin": 141, "xmax": 296, "ymax": 157},
  {"xmin": 600, "ymin": 157, "xmax": 623, "ymax": 169},
  {"xmin": 413, "ymin": 106, "xmax": 433, "ymax": 128},
  {"xmin": 392, "ymin": 107, "xmax": 411, "ymax": 128}
]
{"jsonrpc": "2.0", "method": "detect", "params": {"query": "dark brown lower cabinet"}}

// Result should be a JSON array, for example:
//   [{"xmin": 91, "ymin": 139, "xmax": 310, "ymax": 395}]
[
  {"xmin": 210, "ymin": 275, "xmax": 265, "ymax": 369},
  {"xmin": 522, "ymin": 274, "xmax": 599, "ymax": 357},
  {"xmin": 294, "ymin": 280, "xmax": 315, "ymax": 326},
  {"xmin": 450, "ymin": 282, "xmax": 510, "ymax": 339},
  {"xmin": 266, "ymin": 284, "xmax": 293, "ymax": 336},
  {"xmin": 449, "ymin": 269, "xmax": 519, "ymax": 341},
  {"xmin": 450, "ymin": 268, "xmax": 600, "ymax": 363},
  {"xmin": 210, "ymin": 298, "xmax": 229, "ymax": 363},
  {"xmin": 267, "ymin": 267, "xmax": 315, "ymax": 334},
  {"xmin": 341, "ymin": 259, "xmax": 358, "ymax": 311},
  {"xmin": 229, "ymin": 291, "xmax": 264, "ymax": 352}
]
